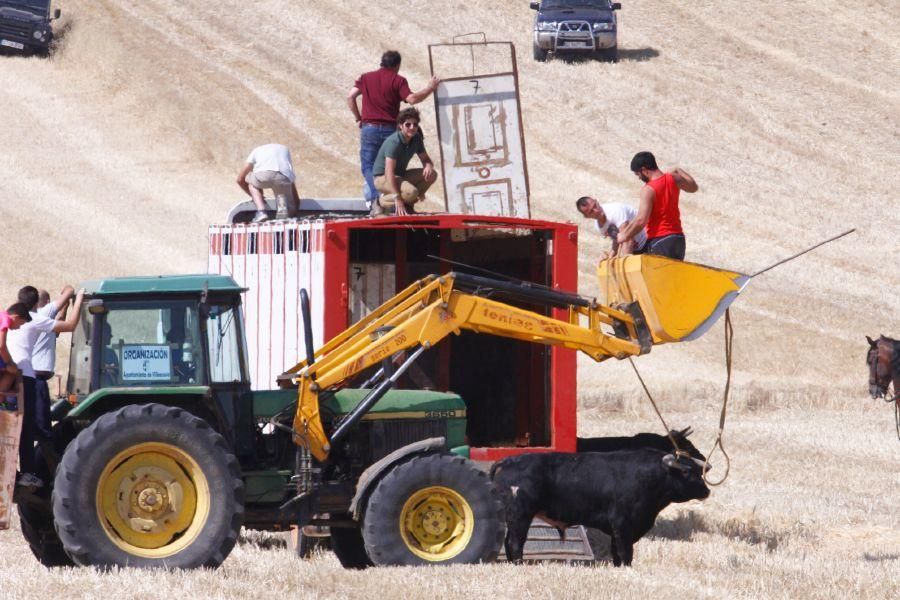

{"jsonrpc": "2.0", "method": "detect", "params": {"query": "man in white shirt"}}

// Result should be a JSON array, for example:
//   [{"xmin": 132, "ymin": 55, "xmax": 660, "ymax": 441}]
[
  {"xmin": 9, "ymin": 285, "xmax": 84, "ymax": 487},
  {"xmin": 31, "ymin": 289, "xmax": 68, "ymax": 442},
  {"xmin": 236, "ymin": 143, "xmax": 300, "ymax": 223},
  {"xmin": 576, "ymin": 196, "xmax": 648, "ymax": 260}
]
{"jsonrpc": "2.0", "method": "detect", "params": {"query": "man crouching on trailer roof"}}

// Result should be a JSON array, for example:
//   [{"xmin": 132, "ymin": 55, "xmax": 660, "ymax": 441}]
[{"xmin": 371, "ymin": 107, "xmax": 439, "ymax": 217}]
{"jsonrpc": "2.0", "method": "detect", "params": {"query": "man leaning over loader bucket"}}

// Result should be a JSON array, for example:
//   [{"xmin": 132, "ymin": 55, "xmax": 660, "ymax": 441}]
[{"xmin": 616, "ymin": 151, "xmax": 698, "ymax": 261}]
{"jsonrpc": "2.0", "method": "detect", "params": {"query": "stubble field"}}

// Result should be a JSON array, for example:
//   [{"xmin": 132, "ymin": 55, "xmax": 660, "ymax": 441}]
[{"xmin": 0, "ymin": 1, "xmax": 898, "ymax": 598}]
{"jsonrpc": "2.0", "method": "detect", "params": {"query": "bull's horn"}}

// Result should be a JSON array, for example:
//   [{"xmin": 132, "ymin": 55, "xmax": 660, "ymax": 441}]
[
  {"xmin": 692, "ymin": 457, "xmax": 710, "ymax": 471},
  {"xmin": 663, "ymin": 453, "xmax": 692, "ymax": 472}
]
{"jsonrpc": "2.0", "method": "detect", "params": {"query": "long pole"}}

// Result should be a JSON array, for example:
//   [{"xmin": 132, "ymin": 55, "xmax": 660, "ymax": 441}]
[{"xmin": 750, "ymin": 229, "xmax": 856, "ymax": 278}]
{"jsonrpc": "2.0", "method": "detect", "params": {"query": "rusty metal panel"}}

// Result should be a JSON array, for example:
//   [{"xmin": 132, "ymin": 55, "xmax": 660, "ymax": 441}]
[
  {"xmin": 430, "ymin": 41, "xmax": 530, "ymax": 219},
  {"xmin": 0, "ymin": 378, "xmax": 24, "ymax": 531},
  {"xmin": 496, "ymin": 521, "xmax": 595, "ymax": 562}
]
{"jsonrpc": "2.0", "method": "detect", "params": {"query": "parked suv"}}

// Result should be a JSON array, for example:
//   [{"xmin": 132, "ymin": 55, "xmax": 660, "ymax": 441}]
[
  {"xmin": 530, "ymin": 0, "xmax": 621, "ymax": 62},
  {"xmin": 0, "ymin": 0, "xmax": 61, "ymax": 55}
]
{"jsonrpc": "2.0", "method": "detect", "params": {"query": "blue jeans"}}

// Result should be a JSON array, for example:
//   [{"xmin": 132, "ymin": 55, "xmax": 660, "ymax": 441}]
[{"xmin": 360, "ymin": 124, "xmax": 396, "ymax": 203}]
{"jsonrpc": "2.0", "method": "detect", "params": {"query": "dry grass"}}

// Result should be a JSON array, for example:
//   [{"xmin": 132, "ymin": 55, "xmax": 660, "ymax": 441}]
[{"xmin": 0, "ymin": 0, "xmax": 898, "ymax": 597}]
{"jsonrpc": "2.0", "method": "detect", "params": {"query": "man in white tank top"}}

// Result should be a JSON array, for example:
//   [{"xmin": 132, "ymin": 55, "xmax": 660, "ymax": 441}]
[{"xmin": 576, "ymin": 196, "xmax": 647, "ymax": 260}]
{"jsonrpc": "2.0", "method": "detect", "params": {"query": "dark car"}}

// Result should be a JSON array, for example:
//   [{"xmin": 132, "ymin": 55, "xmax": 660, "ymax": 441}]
[
  {"xmin": 0, "ymin": 0, "xmax": 61, "ymax": 56},
  {"xmin": 530, "ymin": 0, "xmax": 621, "ymax": 62}
]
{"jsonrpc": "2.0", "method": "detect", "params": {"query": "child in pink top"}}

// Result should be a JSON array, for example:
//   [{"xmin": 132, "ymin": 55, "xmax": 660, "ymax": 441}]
[{"xmin": 0, "ymin": 303, "xmax": 31, "ymax": 396}]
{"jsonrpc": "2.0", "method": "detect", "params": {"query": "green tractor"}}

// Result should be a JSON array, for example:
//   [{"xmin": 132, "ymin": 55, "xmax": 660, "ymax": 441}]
[{"xmin": 17, "ymin": 274, "xmax": 502, "ymax": 569}]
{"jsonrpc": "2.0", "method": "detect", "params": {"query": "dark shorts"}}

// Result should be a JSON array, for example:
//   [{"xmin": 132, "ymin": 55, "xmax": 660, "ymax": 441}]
[{"xmin": 645, "ymin": 234, "xmax": 686, "ymax": 261}]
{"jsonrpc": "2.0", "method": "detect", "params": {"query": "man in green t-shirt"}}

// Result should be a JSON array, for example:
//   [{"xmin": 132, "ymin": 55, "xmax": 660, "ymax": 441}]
[{"xmin": 371, "ymin": 107, "xmax": 439, "ymax": 216}]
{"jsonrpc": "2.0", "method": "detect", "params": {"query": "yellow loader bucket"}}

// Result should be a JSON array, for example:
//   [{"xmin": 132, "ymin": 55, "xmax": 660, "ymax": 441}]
[{"xmin": 598, "ymin": 255, "xmax": 749, "ymax": 344}]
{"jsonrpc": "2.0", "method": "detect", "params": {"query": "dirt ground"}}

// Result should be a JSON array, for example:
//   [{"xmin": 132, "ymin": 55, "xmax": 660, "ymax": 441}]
[{"xmin": 0, "ymin": 0, "xmax": 897, "ymax": 597}]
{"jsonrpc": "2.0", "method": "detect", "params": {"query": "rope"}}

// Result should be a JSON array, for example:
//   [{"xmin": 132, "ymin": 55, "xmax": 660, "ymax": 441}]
[
  {"xmin": 626, "ymin": 356, "xmax": 681, "ymax": 455},
  {"xmin": 702, "ymin": 309, "xmax": 734, "ymax": 486},
  {"xmin": 627, "ymin": 309, "xmax": 735, "ymax": 486}
]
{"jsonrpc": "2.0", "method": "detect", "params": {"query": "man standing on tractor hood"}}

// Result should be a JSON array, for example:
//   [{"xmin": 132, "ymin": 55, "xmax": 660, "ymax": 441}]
[
  {"xmin": 348, "ymin": 50, "xmax": 440, "ymax": 214},
  {"xmin": 616, "ymin": 151, "xmax": 698, "ymax": 261}
]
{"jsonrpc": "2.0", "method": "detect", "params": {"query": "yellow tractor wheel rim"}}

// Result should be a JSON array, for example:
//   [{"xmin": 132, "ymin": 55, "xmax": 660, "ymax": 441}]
[
  {"xmin": 399, "ymin": 485, "xmax": 474, "ymax": 562},
  {"xmin": 96, "ymin": 442, "xmax": 210, "ymax": 559}
]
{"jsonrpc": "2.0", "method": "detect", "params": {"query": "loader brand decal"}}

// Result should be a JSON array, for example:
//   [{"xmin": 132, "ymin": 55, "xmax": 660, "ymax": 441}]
[
  {"xmin": 122, "ymin": 344, "xmax": 172, "ymax": 381},
  {"xmin": 482, "ymin": 306, "xmax": 534, "ymax": 331},
  {"xmin": 342, "ymin": 333, "xmax": 409, "ymax": 378},
  {"xmin": 480, "ymin": 306, "xmax": 568, "ymax": 336}
]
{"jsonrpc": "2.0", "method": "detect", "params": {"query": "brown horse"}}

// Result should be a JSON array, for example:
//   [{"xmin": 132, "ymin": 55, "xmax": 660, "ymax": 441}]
[
  {"xmin": 866, "ymin": 335, "xmax": 899, "ymax": 439},
  {"xmin": 866, "ymin": 335, "xmax": 899, "ymax": 400}
]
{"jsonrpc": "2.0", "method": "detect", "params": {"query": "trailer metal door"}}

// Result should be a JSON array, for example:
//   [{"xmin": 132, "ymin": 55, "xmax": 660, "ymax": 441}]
[{"xmin": 430, "ymin": 41, "xmax": 530, "ymax": 219}]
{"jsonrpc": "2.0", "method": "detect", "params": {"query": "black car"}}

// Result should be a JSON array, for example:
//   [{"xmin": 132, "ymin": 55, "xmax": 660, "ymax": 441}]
[
  {"xmin": 0, "ymin": 0, "xmax": 61, "ymax": 55},
  {"xmin": 530, "ymin": 0, "xmax": 621, "ymax": 62}
]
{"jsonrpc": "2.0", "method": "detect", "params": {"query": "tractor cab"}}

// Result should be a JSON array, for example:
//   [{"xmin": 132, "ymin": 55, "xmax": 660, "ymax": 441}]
[
  {"xmin": 61, "ymin": 275, "xmax": 258, "ymax": 455},
  {"xmin": 67, "ymin": 275, "xmax": 249, "ymax": 397}
]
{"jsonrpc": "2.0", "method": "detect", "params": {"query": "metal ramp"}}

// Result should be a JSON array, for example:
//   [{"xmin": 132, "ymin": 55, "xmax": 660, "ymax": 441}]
[{"xmin": 497, "ymin": 520, "xmax": 595, "ymax": 562}]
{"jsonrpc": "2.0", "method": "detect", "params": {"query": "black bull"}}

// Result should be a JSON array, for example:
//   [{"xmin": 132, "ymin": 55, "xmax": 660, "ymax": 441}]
[
  {"xmin": 490, "ymin": 449, "xmax": 711, "ymax": 566},
  {"xmin": 576, "ymin": 427, "xmax": 706, "ymax": 459}
]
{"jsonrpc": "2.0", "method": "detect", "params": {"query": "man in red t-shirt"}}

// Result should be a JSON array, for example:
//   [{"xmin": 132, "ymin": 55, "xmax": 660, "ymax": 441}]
[
  {"xmin": 617, "ymin": 151, "xmax": 698, "ymax": 260},
  {"xmin": 347, "ymin": 51, "xmax": 440, "ymax": 212}
]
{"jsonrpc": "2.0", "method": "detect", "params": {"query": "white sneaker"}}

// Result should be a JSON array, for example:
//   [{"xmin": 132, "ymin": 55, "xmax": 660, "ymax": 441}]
[
  {"xmin": 251, "ymin": 211, "xmax": 270, "ymax": 223},
  {"xmin": 17, "ymin": 473, "xmax": 44, "ymax": 488}
]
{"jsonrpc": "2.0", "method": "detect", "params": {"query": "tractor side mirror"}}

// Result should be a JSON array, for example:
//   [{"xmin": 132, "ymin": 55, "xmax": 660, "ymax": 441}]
[
  {"xmin": 612, "ymin": 3, "xmax": 622, "ymax": 9},
  {"xmin": 54, "ymin": 9, "xmax": 61, "ymax": 19},
  {"xmin": 87, "ymin": 299, "xmax": 106, "ymax": 315},
  {"xmin": 530, "ymin": 2, "xmax": 540, "ymax": 10}
]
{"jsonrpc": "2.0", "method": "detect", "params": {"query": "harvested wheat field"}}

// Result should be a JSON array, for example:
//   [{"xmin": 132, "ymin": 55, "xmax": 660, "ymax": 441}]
[{"xmin": 1, "ymin": 0, "xmax": 898, "ymax": 598}]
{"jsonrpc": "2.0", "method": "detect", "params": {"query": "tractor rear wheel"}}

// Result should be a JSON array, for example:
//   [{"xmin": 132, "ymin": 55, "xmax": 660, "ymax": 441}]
[
  {"xmin": 51, "ymin": 404, "xmax": 244, "ymax": 569},
  {"xmin": 361, "ymin": 453, "xmax": 503, "ymax": 566},
  {"xmin": 17, "ymin": 501, "xmax": 74, "ymax": 567},
  {"xmin": 330, "ymin": 526, "xmax": 373, "ymax": 569}
]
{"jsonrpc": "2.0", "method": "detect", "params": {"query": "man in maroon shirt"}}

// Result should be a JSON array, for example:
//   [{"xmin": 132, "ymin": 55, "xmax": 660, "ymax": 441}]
[
  {"xmin": 347, "ymin": 51, "xmax": 439, "ymax": 212},
  {"xmin": 617, "ymin": 151, "xmax": 698, "ymax": 260}
]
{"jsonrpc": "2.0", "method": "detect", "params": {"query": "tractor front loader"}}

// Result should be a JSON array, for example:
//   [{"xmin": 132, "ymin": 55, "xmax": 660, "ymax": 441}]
[{"xmin": 276, "ymin": 255, "xmax": 747, "ymax": 566}]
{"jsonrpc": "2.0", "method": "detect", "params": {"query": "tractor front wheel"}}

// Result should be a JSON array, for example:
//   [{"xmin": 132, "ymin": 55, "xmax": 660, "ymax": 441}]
[
  {"xmin": 361, "ymin": 453, "xmax": 503, "ymax": 566},
  {"xmin": 51, "ymin": 404, "xmax": 244, "ymax": 569}
]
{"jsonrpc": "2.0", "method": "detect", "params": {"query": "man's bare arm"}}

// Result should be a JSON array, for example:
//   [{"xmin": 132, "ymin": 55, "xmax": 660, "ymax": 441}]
[
  {"xmin": 0, "ymin": 329, "xmax": 13, "ymax": 365},
  {"xmin": 52, "ymin": 289, "xmax": 85, "ymax": 334},
  {"xmin": 671, "ymin": 167, "xmax": 698, "ymax": 193},
  {"xmin": 236, "ymin": 163, "xmax": 253, "ymax": 196},
  {"xmin": 405, "ymin": 76, "xmax": 440, "ymax": 104},
  {"xmin": 52, "ymin": 285, "xmax": 75, "ymax": 314},
  {"xmin": 417, "ymin": 151, "xmax": 437, "ymax": 183},
  {"xmin": 347, "ymin": 86, "xmax": 362, "ymax": 122},
  {"xmin": 618, "ymin": 188, "xmax": 654, "ymax": 243}
]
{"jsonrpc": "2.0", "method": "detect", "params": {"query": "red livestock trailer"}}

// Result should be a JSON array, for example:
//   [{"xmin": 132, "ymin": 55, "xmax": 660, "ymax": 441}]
[{"xmin": 209, "ymin": 211, "xmax": 579, "ymax": 461}]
